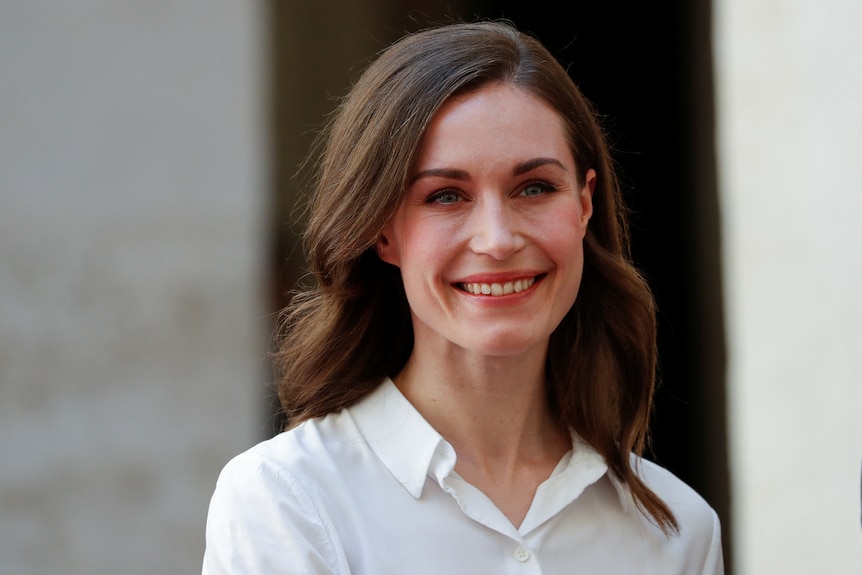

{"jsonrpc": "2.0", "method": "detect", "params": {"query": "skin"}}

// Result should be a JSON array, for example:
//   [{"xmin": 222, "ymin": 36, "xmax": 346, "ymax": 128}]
[{"xmin": 377, "ymin": 82, "xmax": 595, "ymax": 528}]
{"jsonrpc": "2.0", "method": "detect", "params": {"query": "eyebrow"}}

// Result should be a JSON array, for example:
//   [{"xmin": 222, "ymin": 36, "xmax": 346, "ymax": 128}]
[
  {"xmin": 410, "ymin": 167, "xmax": 471, "ymax": 184},
  {"xmin": 410, "ymin": 157, "xmax": 567, "ymax": 184},
  {"xmin": 512, "ymin": 157, "xmax": 568, "ymax": 176}
]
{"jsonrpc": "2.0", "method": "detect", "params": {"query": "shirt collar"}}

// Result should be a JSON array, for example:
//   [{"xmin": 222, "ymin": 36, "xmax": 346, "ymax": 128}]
[
  {"xmin": 347, "ymin": 378, "xmax": 447, "ymax": 498},
  {"xmin": 347, "ymin": 377, "xmax": 633, "ymax": 514},
  {"xmin": 607, "ymin": 465, "xmax": 635, "ymax": 514},
  {"xmin": 571, "ymin": 440, "xmax": 635, "ymax": 517}
]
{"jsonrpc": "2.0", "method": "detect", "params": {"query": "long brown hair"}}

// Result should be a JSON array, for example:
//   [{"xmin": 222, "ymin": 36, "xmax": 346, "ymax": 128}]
[{"xmin": 274, "ymin": 21, "xmax": 678, "ymax": 534}]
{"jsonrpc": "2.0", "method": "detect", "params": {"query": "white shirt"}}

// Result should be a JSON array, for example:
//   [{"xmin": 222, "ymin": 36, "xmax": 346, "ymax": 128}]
[{"xmin": 203, "ymin": 379, "xmax": 723, "ymax": 574}]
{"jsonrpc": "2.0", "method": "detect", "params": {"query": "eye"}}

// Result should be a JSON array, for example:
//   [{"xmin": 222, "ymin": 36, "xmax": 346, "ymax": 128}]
[
  {"xmin": 425, "ymin": 189, "xmax": 462, "ymax": 205},
  {"xmin": 518, "ymin": 181, "xmax": 556, "ymax": 197}
]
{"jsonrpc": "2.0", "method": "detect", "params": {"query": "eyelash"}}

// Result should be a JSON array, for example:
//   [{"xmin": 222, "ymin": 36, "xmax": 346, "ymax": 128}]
[
  {"xmin": 424, "ymin": 181, "xmax": 557, "ymax": 205},
  {"xmin": 519, "ymin": 181, "xmax": 557, "ymax": 197},
  {"xmin": 424, "ymin": 189, "xmax": 461, "ymax": 205}
]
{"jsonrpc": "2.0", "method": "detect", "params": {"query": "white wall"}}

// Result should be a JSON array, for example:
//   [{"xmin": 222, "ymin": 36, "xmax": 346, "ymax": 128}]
[
  {"xmin": 714, "ymin": 0, "xmax": 862, "ymax": 572},
  {"xmin": 0, "ymin": 1, "xmax": 267, "ymax": 573}
]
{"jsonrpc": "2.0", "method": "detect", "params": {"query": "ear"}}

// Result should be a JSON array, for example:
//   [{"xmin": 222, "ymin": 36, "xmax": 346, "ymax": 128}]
[
  {"xmin": 375, "ymin": 228, "xmax": 400, "ymax": 267},
  {"xmin": 580, "ymin": 168, "xmax": 596, "ymax": 226}
]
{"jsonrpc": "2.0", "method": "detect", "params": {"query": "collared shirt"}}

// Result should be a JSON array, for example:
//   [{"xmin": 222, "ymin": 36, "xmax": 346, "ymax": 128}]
[{"xmin": 203, "ymin": 379, "xmax": 723, "ymax": 574}]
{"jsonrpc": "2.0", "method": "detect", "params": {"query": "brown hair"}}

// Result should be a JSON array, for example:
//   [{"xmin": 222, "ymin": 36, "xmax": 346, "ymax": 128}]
[{"xmin": 274, "ymin": 21, "xmax": 678, "ymax": 534}]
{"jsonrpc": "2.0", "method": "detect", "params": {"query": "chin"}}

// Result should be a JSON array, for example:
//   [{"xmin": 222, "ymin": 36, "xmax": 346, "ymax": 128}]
[{"xmin": 459, "ymin": 331, "xmax": 549, "ymax": 359}]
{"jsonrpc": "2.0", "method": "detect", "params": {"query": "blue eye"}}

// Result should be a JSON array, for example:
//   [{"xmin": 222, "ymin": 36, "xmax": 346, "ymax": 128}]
[
  {"xmin": 426, "ymin": 190, "xmax": 461, "ymax": 205},
  {"xmin": 519, "ymin": 182, "xmax": 555, "ymax": 197}
]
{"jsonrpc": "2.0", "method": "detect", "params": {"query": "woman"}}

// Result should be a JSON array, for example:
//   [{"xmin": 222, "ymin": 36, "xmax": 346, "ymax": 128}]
[{"xmin": 203, "ymin": 21, "xmax": 723, "ymax": 574}]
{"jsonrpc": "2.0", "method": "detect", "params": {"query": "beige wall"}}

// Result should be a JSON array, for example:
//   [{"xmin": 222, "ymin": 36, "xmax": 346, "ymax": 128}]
[
  {"xmin": 0, "ymin": 1, "xmax": 267, "ymax": 573},
  {"xmin": 715, "ymin": 0, "xmax": 862, "ymax": 573}
]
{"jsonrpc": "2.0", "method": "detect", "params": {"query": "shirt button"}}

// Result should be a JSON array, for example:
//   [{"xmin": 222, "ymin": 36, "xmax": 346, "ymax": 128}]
[{"xmin": 514, "ymin": 546, "xmax": 531, "ymax": 562}]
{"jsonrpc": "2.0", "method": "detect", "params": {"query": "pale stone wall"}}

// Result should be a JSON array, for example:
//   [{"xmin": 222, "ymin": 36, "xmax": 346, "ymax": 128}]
[
  {"xmin": 0, "ymin": 1, "xmax": 267, "ymax": 573},
  {"xmin": 715, "ymin": 0, "xmax": 862, "ymax": 572}
]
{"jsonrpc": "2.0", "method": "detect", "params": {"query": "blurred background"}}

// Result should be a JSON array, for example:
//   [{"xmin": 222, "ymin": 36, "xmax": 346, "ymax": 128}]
[{"xmin": 1, "ymin": 1, "xmax": 860, "ymax": 573}]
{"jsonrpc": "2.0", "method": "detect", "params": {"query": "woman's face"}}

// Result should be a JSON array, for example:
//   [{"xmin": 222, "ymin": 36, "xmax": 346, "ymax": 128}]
[{"xmin": 378, "ymin": 82, "xmax": 594, "ymax": 359}]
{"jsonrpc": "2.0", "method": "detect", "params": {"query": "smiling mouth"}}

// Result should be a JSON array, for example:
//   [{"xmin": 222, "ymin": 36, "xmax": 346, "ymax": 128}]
[{"xmin": 457, "ymin": 276, "xmax": 541, "ymax": 296}]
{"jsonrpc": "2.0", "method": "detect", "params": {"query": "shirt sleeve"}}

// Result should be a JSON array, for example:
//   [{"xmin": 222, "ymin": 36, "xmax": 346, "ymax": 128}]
[
  {"xmin": 700, "ymin": 510, "xmax": 725, "ymax": 575},
  {"xmin": 202, "ymin": 451, "xmax": 346, "ymax": 575}
]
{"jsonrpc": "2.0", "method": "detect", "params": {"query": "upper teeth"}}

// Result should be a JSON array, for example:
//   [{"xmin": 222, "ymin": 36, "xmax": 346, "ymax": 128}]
[{"xmin": 461, "ymin": 278, "xmax": 535, "ymax": 296}]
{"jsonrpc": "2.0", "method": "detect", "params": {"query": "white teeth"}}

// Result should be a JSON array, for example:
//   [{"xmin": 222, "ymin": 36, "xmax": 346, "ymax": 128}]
[{"xmin": 461, "ymin": 277, "xmax": 536, "ymax": 296}]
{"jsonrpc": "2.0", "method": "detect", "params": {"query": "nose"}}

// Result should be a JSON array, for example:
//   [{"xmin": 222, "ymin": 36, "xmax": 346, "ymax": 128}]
[{"xmin": 467, "ymin": 198, "xmax": 525, "ymax": 260}]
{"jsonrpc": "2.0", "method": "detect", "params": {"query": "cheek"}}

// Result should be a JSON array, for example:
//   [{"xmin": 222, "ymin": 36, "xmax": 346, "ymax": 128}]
[
  {"xmin": 536, "ymin": 209, "xmax": 588, "ymax": 258},
  {"xmin": 393, "ymin": 229, "xmax": 428, "ymax": 267},
  {"xmin": 395, "ymin": 215, "xmax": 456, "ymax": 263},
  {"xmin": 382, "ymin": 213, "xmax": 421, "ymax": 267}
]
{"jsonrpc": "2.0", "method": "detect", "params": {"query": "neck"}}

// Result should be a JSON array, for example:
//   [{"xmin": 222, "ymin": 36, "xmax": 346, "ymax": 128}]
[
  {"xmin": 394, "ymin": 343, "xmax": 568, "ymax": 473},
  {"xmin": 394, "ymin": 342, "xmax": 571, "ymax": 528}
]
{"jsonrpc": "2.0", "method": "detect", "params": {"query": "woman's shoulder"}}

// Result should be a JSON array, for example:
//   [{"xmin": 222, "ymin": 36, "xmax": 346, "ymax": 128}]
[
  {"xmin": 205, "ymin": 413, "xmax": 363, "ymax": 547},
  {"xmin": 632, "ymin": 455, "xmax": 717, "ymax": 521},
  {"xmin": 203, "ymin": 417, "xmax": 361, "ymax": 574},
  {"xmin": 216, "ymin": 412, "xmax": 359, "ymax": 488},
  {"xmin": 630, "ymin": 455, "xmax": 723, "ymax": 559}
]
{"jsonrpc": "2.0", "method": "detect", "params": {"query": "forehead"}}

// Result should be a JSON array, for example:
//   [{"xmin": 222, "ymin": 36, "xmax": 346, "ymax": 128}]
[{"xmin": 411, "ymin": 83, "xmax": 573, "ymax": 172}]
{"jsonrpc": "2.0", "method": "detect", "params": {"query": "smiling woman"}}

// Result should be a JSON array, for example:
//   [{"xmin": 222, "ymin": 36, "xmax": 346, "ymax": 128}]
[{"xmin": 203, "ymin": 21, "xmax": 724, "ymax": 575}]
